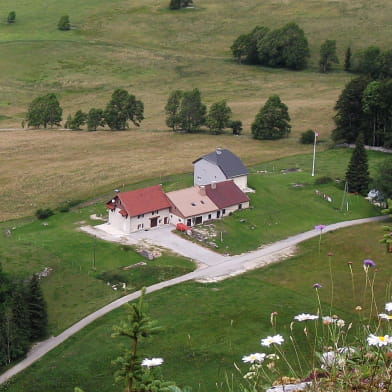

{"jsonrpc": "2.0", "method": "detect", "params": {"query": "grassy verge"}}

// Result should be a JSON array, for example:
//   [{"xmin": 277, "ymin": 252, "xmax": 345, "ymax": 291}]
[{"xmin": 2, "ymin": 221, "xmax": 391, "ymax": 392}]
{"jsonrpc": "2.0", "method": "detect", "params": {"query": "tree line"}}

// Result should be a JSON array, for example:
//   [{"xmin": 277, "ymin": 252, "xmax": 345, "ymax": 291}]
[
  {"xmin": 24, "ymin": 87, "xmax": 293, "ymax": 139},
  {"xmin": 333, "ymin": 76, "xmax": 392, "ymax": 148},
  {"xmin": 25, "ymin": 89, "xmax": 144, "ymax": 131},
  {"xmin": 0, "ymin": 264, "xmax": 47, "ymax": 367}
]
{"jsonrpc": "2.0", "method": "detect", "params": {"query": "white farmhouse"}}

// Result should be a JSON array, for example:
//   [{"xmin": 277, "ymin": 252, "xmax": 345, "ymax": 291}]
[
  {"xmin": 193, "ymin": 148, "xmax": 249, "ymax": 190},
  {"xmin": 106, "ymin": 185, "xmax": 171, "ymax": 233}
]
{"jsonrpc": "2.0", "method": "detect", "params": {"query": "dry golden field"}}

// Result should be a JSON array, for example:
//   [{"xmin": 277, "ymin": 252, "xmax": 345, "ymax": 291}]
[{"xmin": 0, "ymin": 129, "xmax": 316, "ymax": 221}]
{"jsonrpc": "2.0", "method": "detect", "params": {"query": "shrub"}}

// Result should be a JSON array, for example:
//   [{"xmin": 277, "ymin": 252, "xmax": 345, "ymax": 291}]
[
  {"xmin": 35, "ymin": 208, "xmax": 54, "ymax": 220},
  {"xmin": 314, "ymin": 176, "xmax": 333, "ymax": 185},
  {"xmin": 57, "ymin": 15, "xmax": 70, "ymax": 31},
  {"xmin": 300, "ymin": 129, "xmax": 316, "ymax": 144}
]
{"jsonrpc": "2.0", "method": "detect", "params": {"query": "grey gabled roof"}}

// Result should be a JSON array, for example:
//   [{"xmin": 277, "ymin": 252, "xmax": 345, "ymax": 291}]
[{"xmin": 193, "ymin": 148, "xmax": 248, "ymax": 178}]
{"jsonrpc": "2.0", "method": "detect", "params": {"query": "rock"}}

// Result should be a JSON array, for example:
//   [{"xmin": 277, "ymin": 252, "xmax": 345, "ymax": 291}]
[{"xmin": 266, "ymin": 381, "xmax": 311, "ymax": 392}]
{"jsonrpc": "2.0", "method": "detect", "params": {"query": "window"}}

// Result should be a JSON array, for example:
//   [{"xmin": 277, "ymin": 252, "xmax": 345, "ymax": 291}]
[
  {"xmin": 200, "ymin": 200, "xmax": 205, "ymax": 204},
  {"xmin": 137, "ymin": 214, "xmax": 144, "ymax": 219},
  {"xmin": 191, "ymin": 202, "xmax": 196, "ymax": 206},
  {"xmin": 238, "ymin": 204, "xmax": 242, "ymax": 209},
  {"xmin": 222, "ymin": 209, "xmax": 226, "ymax": 215},
  {"xmin": 208, "ymin": 214, "xmax": 211, "ymax": 220}
]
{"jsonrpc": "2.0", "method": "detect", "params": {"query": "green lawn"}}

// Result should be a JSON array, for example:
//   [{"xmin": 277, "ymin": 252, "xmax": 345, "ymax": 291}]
[
  {"xmin": 202, "ymin": 148, "xmax": 384, "ymax": 254},
  {"xmin": 3, "ymin": 221, "xmax": 391, "ymax": 392},
  {"xmin": 0, "ymin": 205, "xmax": 195, "ymax": 335}
]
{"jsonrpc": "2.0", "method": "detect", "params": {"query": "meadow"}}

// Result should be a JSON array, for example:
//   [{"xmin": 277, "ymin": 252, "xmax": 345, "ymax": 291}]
[
  {"xmin": 2, "ymin": 0, "xmax": 392, "ymax": 221},
  {"xmin": 1, "ymin": 0, "xmax": 392, "ymax": 389},
  {"xmin": 2, "ymin": 221, "xmax": 391, "ymax": 392}
]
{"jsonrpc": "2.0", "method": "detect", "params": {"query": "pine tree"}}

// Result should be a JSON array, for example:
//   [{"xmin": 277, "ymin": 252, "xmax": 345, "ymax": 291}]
[
  {"xmin": 345, "ymin": 133, "xmax": 370, "ymax": 195},
  {"xmin": 28, "ymin": 274, "xmax": 48, "ymax": 340},
  {"xmin": 344, "ymin": 47, "xmax": 351, "ymax": 71}
]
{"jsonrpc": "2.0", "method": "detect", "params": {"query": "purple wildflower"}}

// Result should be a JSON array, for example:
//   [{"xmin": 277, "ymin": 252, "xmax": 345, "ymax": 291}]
[
  {"xmin": 315, "ymin": 225, "xmax": 326, "ymax": 231},
  {"xmin": 363, "ymin": 259, "xmax": 376, "ymax": 268},
  {"xmin": 313, "ymin": 283, "xmax": 322, "ymax": 289}
]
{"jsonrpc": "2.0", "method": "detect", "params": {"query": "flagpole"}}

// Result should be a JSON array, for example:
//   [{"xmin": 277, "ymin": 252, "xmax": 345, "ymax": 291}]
[{"xmin": 311, "ymin": 131, "xmax": 317, "ymax": 177}]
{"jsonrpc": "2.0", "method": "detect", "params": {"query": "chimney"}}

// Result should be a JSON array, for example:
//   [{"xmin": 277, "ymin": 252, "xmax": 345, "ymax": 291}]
[
  {"xmin": 211, "ymin": 181, "xmax": 216, "ymax": 189},
  {"xmin": 216, "ymin": 147, "xmax": 222, "ymax": 155},
  {"xmin": 199, "ymin": 185, "xmax": 206, "ymax": 196}
]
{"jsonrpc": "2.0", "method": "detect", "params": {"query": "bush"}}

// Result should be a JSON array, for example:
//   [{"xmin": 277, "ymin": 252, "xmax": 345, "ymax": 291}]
[
  {"xmin": 300, "ymin": 129, "xmax": 316, "ymax": 144},
  {"xmin": 35, "ymin": 208, "xmax": 54, "ymax": 220},
  {"xmin": 57, "ymin": 199, "xmax": 82, "ymax": 213},
  {"xmin": 314, "ymin": 176, "xmax": 333, "ymax": 185},
  {"xmin": 7, "ymin": 11, "xmax": 16, "ymax": 24},
  {"xmin": 57, "ymin": 15, "xmax": 70, "ymax": 31}
]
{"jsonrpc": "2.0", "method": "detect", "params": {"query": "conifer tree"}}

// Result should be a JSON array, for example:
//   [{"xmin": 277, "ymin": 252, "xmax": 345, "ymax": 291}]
[
  {"xmin": 112, "ymin": 288, "xmax": 173, "ymax": 392},
  {"xmin": 344, "ymin": 46, "xmax": 351, "ymax": 71},
  {"xmin": 28, "ymin": 274, "xmax": 48, "ymax": 340},
  {"xmin": 345, "ymin": 133, "xmax": 370, "ymax": 195}
]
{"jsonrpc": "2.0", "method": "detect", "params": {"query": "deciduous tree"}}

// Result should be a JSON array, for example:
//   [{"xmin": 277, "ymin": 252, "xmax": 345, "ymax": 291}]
[
  {"xmin": 206, "ymin": 100, "xmax": 232, "ymax": 134},
  {"xmin": 165, "ymin": 90, "xmax": 183, "ymax": 131},
  {"xmin": 319, "ymin": 40, "xmax": 339, "ymax": 73},
  {"xmin": 26, "ymin": 93, "xmax": 62, "ymax": 128},
  {"xmin": 374, "ymin": 158, "xmax": 392, "ymax": 199},
  {"xmin": 65, "ymin": 110, "xmax": 87, "ymax": 130},
  {"xmin": 251, "ymin": 95, "xmax": 291, "ymax": 140},
  {"xmin": 87, "ymin": 108, "xmax": 105, "ymax": 131},
  {"xmin": 177, "ymin": 88, "xmax": 206, "ymax": 132},
  {"xmin": 257, "ymin": 22, "xmax": 309, "ymax": 70},
  {"xmin": 104, "ymin": 89, "xmax": 144, "ymax": 130}
]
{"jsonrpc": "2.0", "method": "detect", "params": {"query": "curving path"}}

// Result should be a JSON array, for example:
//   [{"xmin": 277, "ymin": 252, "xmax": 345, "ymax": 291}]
[{"xmin": 0, "ymin": 215, "xmax": 388, "ymax": 384}]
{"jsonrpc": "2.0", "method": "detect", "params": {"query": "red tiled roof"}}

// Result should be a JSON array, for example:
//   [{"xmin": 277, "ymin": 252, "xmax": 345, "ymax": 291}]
[
  {"xmin": 205, "ymin": 180, "xmax": 249, "ymax": 208},
  {"xmin": 106, "ymin": 202, "xmax": 115, "ymax": 210},
  {"xmin": 116, "ymin": 185, "xmax": 171, "ymax": 217}
]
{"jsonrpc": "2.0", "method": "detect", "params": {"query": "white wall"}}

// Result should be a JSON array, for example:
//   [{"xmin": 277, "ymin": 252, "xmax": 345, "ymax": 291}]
[
  {"xmin": 194, "ymin": 159, "xmax": 226, "ymax": 186},
  {"xmin": 170, "ymin": 201, "xmax": 249, "ymax": 228},
  {"xmin": 233, "ymin": 175, "xmax": 248, "ymax": 190},
  {"xmin": 108, "ymin": 207, "xmax": 170, "ymax": 233}
]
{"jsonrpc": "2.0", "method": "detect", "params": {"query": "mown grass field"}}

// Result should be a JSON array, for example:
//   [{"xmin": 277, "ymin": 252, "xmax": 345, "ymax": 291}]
[
  {"xmin": 3, "ymin": 221, "xmax": 391, "ymax": 392},
  {"xmin": 207, "ymin": 148, "xmax": 386, "ymax": 254}
]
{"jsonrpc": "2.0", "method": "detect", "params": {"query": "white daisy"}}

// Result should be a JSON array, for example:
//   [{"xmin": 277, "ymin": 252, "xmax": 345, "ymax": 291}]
[
  {"xmin": 141, "ymin": 358, "xmax": 164, "ymax": 368},
  {"xmin": 242, "ymin": 353, "xmax": 266, "ymax": 363},
  {"xmin": 336, "ymin": 319, "xmax": 345, "ymax": 328},
  {"xmin": 294, "ymin": 313, "xmax": 319, "ymax": 322},
  {"xmin": 385, "ymin": 303, "xmax": 392, "ymax": 312},
  {"xmin": 261, "ymin": 334, "xmax": 284, "ymax": 347},
  {"xmin": 367, "ymin": 334, "xmax": 392, "ymax": 347}
]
